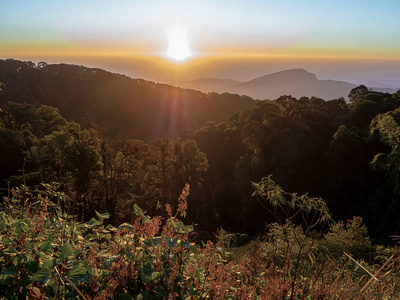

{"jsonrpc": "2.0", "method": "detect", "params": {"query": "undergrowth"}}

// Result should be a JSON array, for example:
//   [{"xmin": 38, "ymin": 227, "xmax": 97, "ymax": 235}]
[{"xmin": 0, "ymin": 178, "xmax": 399, "ymax": 299}]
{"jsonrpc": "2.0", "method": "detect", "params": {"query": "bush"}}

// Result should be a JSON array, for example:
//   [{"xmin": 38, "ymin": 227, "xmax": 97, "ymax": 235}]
[{"xmin": 324, "ymin": 216, "xmax": 372, "ymax": 257}]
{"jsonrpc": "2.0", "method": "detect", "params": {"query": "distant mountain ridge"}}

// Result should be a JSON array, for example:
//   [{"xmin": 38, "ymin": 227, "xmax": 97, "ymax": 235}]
[{"xmin": 174, "ymin": 69, "xmax": 398, "ymax": 100}]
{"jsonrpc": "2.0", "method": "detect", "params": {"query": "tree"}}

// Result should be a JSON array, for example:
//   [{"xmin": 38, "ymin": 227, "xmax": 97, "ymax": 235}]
[
  {"xmin": 348, "ymin": 85, "xmax": 369, "ymax": 105},
  {"xmin": 370, "ymin": 108, "xmax": 400, "ymax": 177}
]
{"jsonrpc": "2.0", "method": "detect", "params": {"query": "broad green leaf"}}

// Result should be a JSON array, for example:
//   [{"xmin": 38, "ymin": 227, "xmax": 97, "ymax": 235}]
[
  {"xmin": 68, "ymin": 266, "xmax": 88, "ymax": 278},
  {"xmin": 139, "ymin": 262, "xmax": 153, "ymax": 283},
  {"xmin": 60, "ymin": 242, "xmax": 74, "ymax": 261},
  {"xmin": 87, "ymin": 218, "xmax": 100, "ymax": 226},
  {"xmin": 43, "ymin": 258, "xmax": 55, "ymax": 269},
  {"xmin": 30, "ymin": 268, "xmax": 51, "ymax": 282}
]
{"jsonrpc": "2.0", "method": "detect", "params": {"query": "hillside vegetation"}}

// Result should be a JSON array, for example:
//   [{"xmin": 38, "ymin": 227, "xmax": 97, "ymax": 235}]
[
  {"xmin": 1, "ymin": 180, "xmax": 399, "ymax": 299},
  {"xmin": 0, "ymin": 59, "xmax": 255, "ymax": 141},
  {"xmin": 1, "ymin": 61, "xmax": 400, "ymax": 239},
  {"xmin": 2, "ymin": 59, "xmax": 400, "ymax": 297}
]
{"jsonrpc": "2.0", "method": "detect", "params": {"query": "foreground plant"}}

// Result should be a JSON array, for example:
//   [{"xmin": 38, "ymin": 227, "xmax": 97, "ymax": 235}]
[{"xmin": 0, "ymin": 180, "xmax": 399, "ymax": 299}]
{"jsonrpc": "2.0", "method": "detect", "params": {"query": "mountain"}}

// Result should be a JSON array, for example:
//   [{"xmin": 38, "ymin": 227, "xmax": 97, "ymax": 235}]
[
  {"xmin": 228, "ymin": 69, "xmax": 357, "ymax": 100},
  {"xmin": 174, "ymin": 69, "xmax": 358, "ymax": 100},
  {"xmin": 0, "ymin": 59, "xmax": 256, "ymax": 140}
]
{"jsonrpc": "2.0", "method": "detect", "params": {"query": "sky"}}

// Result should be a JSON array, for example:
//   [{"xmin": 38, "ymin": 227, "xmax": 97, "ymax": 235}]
[{"xmin": 1, "ymin": 0, "xmax": 400, "ymax": 87}]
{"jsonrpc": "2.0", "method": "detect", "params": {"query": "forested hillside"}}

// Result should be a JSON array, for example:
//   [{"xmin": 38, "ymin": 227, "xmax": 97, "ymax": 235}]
[
  {"xmin": 1, "ymin": 60, "xmax": 400, "ymax": 241},
  {"xmin": 0, "ymin": 59, "xmax": 255, "ymax": 140}
]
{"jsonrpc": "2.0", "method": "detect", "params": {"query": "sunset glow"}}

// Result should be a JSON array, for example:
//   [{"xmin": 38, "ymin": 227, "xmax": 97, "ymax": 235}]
[
  {"xmin": 1, "ymin": 0, "xmax": 400, "ymax": 86},
  {"xmin": 166, "ymin": 26, "xmax": 192, "ymax": 61}
]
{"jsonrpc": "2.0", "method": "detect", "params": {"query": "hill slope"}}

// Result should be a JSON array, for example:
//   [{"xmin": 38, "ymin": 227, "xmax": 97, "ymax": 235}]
[{"xmin": 0, "ymin": 59, "xmax": 255, "ymax": 140}]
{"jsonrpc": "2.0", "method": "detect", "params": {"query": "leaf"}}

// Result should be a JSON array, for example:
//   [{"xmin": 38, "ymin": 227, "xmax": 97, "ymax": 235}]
[
  {"xmin": 133, "ymin": 204, "xmax": 150, "ymax": 223},
  {"xmin": 0, "ymin": 220, "xmax": 5, "ymax": 231},
  {"xmin": 30, "ymin": 268, "xmax": 51, "ymax": 282},
  {"xmin": 3, "ymin": 267, "xmax": 18, "ymax": 275},
  {"xmin": 106, "ymin": 224, "xmax": 117, "ymax": 231},
  {"xmin": 164, "ymin": 236, "xmax": 178, "ymax": 248},
  {"xmin": 118, "ymin": 223, "xmax": 134, "ymax": 231},
  {"xmin": 95, "ymin": 210, "xmax": 110, "ymax": 220},
  {"xmin": 87, "ymin": 218, "xmax": 100, "ymax": 226},
  {"xmin": 139, "ymin": 262, "xmax": 153, "ymax": 283},
  {"xmin": 143, "ymin": 237, "xmax": 162, "ymax": 247},
  {"xmin": 5, "ymin": 247, "xmax": 18, "ymax": 254},
  {"xmin": 12, "ymin": 256, "xmax": 19, "ymax": 267},
  {"xmin": 60, "ymin": 242, "xmax": 74, "ymax": 261},
  {"xmin": 40, "ymin": 240, "xmax": 52, "ymax": 252},
  {"xmin": 68, "ymin": 266, "xmax": 88, "ymax": 279},
  {"xmin": 150, "ymin": 271, "xmax": 162, "ymax": 282},
  {"xmin": 14, "ymin": 221, "xmax": 29, "ymax": 234},
  {"xmin": 29, "ymin": 287, "xmax": 42, "ymax": 299},
  {"xmin": 103, "ymin": 233, "xmax": 112, "ymax": 241},
  {"xmin": 43, "ymin": 258, "xmax": 55, "ymax": 269},
  {"xmin": 133, "ymin": 204, "xmax": 144, "ymax": 215},
  {"xmin": 25, "ymin": 260, "xmax": 39, "ymax": 273}
]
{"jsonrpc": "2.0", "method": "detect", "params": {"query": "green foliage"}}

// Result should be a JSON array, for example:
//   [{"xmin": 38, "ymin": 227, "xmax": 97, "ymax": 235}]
[
  {"xmin": 3, "ymin": 59, "xmax": 400, "ymax": 240},
  {"xmin": 324, "ymin": 216, "xmax": 372, "ymax": 256},
  {"xmin": 0, "ymin": 59, "xmax": 255, "ymax": 141},
  {"xmin": 370, "ymin": 108, "xmax": 400, "ymax": 172},
  {"xmin": 1, "ymin": 182, "xmax": 400, "ymax": 299},
  {"xmin": 252, "ymin": 175, "xmax": 332, "ymax": 232}
]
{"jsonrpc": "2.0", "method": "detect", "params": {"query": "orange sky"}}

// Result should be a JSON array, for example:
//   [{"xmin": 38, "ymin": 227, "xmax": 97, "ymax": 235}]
[{"xmin": 2, "ymin": 1, "xmax": 400, "ymax": 87}]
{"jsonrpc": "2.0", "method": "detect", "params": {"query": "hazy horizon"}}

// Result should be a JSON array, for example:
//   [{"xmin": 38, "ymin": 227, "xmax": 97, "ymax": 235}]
[{"xmin": 2, "ymin": 0, "xmax": 400, "ymax": 88}]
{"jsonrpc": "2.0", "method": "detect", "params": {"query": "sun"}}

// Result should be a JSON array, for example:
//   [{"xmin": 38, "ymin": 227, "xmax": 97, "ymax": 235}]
[{"xmin": 166, "ymin": 26, "xmax": 192, "ymax": 61}]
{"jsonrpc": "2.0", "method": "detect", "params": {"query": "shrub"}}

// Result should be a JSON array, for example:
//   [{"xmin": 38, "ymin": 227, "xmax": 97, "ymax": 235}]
[{"xmin": 324, "ymin": 216, "xmax": 372, "ymax": 257}]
